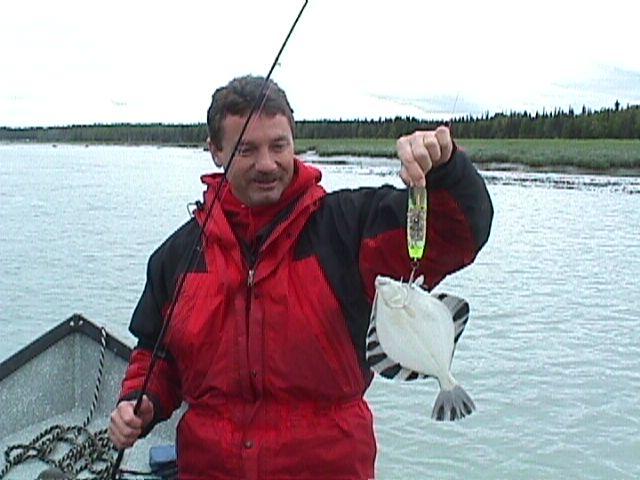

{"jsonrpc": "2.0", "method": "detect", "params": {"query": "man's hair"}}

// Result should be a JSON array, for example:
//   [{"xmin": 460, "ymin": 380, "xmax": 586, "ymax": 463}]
[{"xmin": 206, "ymin": 75, "xmax": 295, "ymax": 149}]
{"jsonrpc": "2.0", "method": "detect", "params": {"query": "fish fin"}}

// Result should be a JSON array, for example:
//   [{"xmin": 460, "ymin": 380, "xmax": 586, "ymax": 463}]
[
  {"xmin": 400, "ymin": 368, "xmax": 427, "ymax": 381},
  {"xmin": 366, "ymin": 339, "xmax": 380, "ymax": 351},
  {"xmin": 380, "ymin": 363, "xmax": 404, "ymax": 378},
  {"xmin": 434, "ymin": 293, "xmax": 470, "ymax": 345},
  {"xmin": 366, "ymin": 321, "xmax": 398, "ymax": 376},
  {"xmin": 431, "ymin": 384, "xmax": 476, "ymax": 422},
  {"xmin": 369, "ymin": 356, "xmax": 402, "ymax": 377},
  {"xmin": 371, "ymin": 357, "xmax": 425, "ymax": 381},
  {"xmin": 405, "ymin": 371, "xmax": 421, "ymax": 381}
]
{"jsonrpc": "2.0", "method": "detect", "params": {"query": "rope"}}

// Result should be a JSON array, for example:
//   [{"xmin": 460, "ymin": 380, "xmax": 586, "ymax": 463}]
[
  {"xmin": 0, "ymin": 326, "xmax": 118, "ymax": 479},
  {"xmin": 83, "ymin": 325, "xmax": 107, "ymax": 429}
]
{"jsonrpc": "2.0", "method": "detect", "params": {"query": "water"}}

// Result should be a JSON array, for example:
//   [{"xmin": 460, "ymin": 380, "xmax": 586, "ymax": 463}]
[{"xmin": 1, "ymin": 144, "xmax": 639, "ymax": 478}]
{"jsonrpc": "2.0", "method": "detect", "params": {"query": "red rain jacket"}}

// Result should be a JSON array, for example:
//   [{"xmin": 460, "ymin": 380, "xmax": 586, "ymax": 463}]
[{"xmin": 120, "ymin": 151, "xmax": 493, "ymax": 479}]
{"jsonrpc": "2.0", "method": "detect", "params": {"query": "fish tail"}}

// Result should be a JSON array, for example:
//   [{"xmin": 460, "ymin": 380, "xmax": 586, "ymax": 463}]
[{"xmin": 431, "ymin": 385, "xmax": 476, "ymax": 421}]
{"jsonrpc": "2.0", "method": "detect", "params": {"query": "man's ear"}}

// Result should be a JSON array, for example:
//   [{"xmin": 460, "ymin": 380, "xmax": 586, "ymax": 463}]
[{"xmin": 207, "ymin": 137, "xmax": 223, "ymax": 167}]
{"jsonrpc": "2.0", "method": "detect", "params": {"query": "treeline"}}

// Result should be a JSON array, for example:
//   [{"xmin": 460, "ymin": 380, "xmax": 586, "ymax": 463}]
[
  {"xmin": 453, "ymin": 103, "xmax": 639, "ymax": 139},
  {"xmin": 1, "ymin": 103, "xmax": 638, "ymax": 143},
  {"xmin": 0, "ymin": 123, "xmax": 209, "ymax": 145},
  {"xmin": 297, "ymin": 103, "xmax": 640, "ymax": 139}
]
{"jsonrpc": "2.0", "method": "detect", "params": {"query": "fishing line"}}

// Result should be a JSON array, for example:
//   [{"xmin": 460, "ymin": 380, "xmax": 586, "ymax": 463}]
[{"xmin": 109, "ymin": 1, "xmax": 310, "ymax": 478}]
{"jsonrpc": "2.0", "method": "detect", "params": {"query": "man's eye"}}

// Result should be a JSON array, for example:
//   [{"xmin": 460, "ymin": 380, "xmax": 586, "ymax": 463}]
[
  {"xmin": 272, "ymin": 143, "xmax": 286, "ymax": 152},
  {"xmin": 238, "ymin": 146, "xmax": 253, "ymax": 156}
]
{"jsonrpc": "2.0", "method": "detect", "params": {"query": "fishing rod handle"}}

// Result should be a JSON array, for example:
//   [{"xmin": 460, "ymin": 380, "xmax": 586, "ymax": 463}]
[
  {"xmin": 110, "ymin": 449, "xmax": 125, "ymax": 479},
  {"xmin": 110, "ymin": 392, "xmax": 147, "ymax": 479}
]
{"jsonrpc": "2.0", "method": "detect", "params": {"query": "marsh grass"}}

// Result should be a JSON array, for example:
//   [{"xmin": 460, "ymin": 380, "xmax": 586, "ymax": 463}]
[
  {"xmin": 295, "ymin": 138, "xmax": 640, "ymax": 172},
  {"xmin": 295, "ymin": 138, "xmax": 396, "ymax": 157}
]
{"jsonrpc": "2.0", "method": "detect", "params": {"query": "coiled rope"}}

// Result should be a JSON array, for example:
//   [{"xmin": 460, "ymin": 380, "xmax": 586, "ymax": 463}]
[{"xmin": 0, "ymin": 326, "xmax": 118, "ymax": 479}]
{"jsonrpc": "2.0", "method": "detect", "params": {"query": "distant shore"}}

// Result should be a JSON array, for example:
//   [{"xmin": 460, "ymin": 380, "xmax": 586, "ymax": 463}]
[
  {"xmin": 295, "ymin": 138, "xmax": 640, "ymax": 176},
  {"xmin": 3, "ymin": 138, "xmax": 639, "ymax": 176}
]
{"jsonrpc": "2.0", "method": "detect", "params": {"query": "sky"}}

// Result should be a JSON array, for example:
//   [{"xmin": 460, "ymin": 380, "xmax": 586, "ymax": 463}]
[{"xmin": 1, "ymin": 0, "xmax": 639, "ymax": 127}]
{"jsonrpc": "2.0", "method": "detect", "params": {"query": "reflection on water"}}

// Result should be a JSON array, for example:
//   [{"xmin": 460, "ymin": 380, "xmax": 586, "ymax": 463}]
[{"xmin": 1, "ymin": 145, "xmax": 639, "ymax": 479}]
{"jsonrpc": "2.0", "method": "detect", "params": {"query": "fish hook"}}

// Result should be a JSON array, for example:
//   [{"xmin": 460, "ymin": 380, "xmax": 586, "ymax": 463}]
[{"xmin": 408, "ymin": 259, "xmax": 420, "ymax": 285}]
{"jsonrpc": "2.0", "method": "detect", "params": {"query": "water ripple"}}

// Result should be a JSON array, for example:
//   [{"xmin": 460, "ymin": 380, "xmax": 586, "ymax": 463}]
[{"xmin": 2, "ymin": 145, "xmax": 639, "ymax": 479}]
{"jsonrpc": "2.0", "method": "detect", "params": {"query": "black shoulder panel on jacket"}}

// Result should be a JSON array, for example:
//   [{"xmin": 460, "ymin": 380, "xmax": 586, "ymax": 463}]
[
  {"xmin": 428, "ymin": 149, "xmax": 494, "ymax": 250},
  {"xmin": 296, "ymin": 189, "xmax": 389, "ymax": 378},
  {"xmin": 296, "ymin": 184, "xmax": 407, "ymax": 255},
  {"xmin": 130, "ymin": 218, "xmax": 206, "ymax": 348}
]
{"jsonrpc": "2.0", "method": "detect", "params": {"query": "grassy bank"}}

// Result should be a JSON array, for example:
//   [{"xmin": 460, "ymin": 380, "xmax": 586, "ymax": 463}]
[
  {"xmin": 5, "ymin": 136, "xmax": 638, "ymax": 174},
  {"xmin": 294, "ymin": 138, "xmax": 640, "ymax": 173}
]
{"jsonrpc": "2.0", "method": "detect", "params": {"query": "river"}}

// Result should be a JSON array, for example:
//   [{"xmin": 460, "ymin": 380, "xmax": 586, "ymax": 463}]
[{"xmin": 1, "ymin": 144, "xmax": 639, "ymax": 479}]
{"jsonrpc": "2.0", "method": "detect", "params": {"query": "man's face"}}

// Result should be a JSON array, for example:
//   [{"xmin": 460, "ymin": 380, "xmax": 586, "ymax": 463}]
[{"xmin": 210, "ymin": 113, "xmax": 295, "ymax": 207}]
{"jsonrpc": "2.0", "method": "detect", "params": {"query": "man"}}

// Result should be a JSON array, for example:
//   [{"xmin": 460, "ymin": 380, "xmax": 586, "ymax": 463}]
[{"xmin": 109, "ymin": 75, "xmax": 493, "ymax": 479}]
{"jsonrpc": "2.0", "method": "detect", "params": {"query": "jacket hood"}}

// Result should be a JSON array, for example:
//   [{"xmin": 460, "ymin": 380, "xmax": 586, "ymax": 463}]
[{"xmin": 198, "ymin": 157, "xmax": 324, "ymax": 244}]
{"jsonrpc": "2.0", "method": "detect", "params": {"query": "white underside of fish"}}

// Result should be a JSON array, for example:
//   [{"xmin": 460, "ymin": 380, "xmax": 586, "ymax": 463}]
[{"xmin": 366, "ymin": 275, "xmax": 476, "ymax": 421}]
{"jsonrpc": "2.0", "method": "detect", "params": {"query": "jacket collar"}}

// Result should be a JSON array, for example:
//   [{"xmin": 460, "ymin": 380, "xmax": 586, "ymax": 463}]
[{"xmin": 197, "ymin": 157, "xmax": 324, "ymax": 246}]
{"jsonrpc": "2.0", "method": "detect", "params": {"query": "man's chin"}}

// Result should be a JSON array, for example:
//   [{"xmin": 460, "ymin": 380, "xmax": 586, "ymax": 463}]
[{"xmin": 248, "ymin": 189, "xmax": 283, "ymax": 207}]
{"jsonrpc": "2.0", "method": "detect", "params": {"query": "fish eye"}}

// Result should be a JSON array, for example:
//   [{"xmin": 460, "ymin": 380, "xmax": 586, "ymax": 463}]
[
  {"xmin": 383, "ymin": 290, "xmax": 406, "ymax": 308},
  {"xmin": 387, "ymin": 298, "xmax": 404, "ymax": 308}
]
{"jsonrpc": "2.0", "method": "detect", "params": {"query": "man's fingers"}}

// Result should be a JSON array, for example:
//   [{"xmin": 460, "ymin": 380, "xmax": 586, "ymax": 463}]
[
  {"xmin": 117, "ymin": 402, "xmax": 144, "ymax": 428},
  {"xmin": 110, "ymin": 407, "xmax": 143, "ymax": 434},
  {"xmin": 138, "ymin": 395, "xmax": 155, "ymax": 424},
  {"xmin": 109, "ymin": 424, "xmax": 138, "ymax": 449},
  {"xmin": 399, "ymin": 165, "xmax": 413, "ymax": 187},
  {"xmin": 108, "ymin": 415, "xmax": 142, "ymax": 449},
  {"xmin": 397, "ymin": 136, "xmax": 427, "ymax": 186},
  {"xmin": 409, "ymin": 134, "xmax": 431, "ymax": 174},
  {"xmin": 397, "ymin": 127, "xmax": 454, "ymax": 184},
  {"xmin": 434, "ymin": 126, "xmax": 453, "ymax": 165},
  {"xmin": 108, "ymin": 399, "xmax": 150, "ymax": 449},
  {"xmin": 422, "ymin": 133, "xmax": 442, "ymax": 167}
]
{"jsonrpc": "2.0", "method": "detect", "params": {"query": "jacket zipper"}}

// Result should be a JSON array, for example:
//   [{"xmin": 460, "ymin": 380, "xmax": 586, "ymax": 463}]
[
  {"xmin": 245, "ymin": 265, "xmax": 257, "ymax": 399},
  {"xmin": 245, "ymin": 263, "xmax": 256, "ymax": 338},
  {"xmin": 247, "ymin": 268, "xmax": 255, "ymax": 288}
]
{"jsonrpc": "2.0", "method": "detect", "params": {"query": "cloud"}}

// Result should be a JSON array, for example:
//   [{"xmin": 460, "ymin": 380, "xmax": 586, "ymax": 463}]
[
  {"xmin": 554, "ymin": 65, "xmax": 640, "ymax": 104},
  {"xmin": 365, "ymin": 93, "xmax": 487, "ymax": 120},
  {"xmin": 2, "ymin": 0, "xmax": 640, "ymax": 127}
]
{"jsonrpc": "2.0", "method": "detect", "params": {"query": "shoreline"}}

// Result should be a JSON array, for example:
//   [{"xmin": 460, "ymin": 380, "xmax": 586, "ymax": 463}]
[
  {"xmin": 299, "ymin": 152, "xmax": 640, "ymax": 178},
  {"xmin": 2, "ymin": 140, "xmax": 639, "ymax": 177},
  {"xmin": 473, "ymin": 161, "xmax": 640, "ymax": 178}
]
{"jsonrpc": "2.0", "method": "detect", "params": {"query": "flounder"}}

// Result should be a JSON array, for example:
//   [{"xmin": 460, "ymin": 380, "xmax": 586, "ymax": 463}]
[{"xmin": 366, "ymin": 274, "xmax": 475, "ymax": 421}]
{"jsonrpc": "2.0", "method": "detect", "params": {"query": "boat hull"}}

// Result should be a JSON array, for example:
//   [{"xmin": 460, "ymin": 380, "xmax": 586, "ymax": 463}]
[{"xmin": 0, "ymin": 314, "xmax": 179, "ymax": 478}]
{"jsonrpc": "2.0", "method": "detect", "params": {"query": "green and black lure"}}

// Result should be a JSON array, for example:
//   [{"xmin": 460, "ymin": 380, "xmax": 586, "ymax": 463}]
[{"xmin": 407, "ymin": 185, "xmax": 427, "ymax": 265}]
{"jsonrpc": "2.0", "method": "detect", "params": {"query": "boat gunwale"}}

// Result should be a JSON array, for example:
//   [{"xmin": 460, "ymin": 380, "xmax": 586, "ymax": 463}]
[{"xmin": 0, "ymin": 313, "xmax": 132, "ymax": 382}]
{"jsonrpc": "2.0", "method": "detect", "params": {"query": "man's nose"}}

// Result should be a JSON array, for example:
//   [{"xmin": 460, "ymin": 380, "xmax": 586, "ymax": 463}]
[{"xmin": 254, "ymin": 147, "xmax": 278, "ymax": 172}]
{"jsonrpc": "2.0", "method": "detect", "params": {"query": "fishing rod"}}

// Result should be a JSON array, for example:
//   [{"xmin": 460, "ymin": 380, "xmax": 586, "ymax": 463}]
[{"xmin": 110, "ymin": 1, "xmax": 309, "ymax": 478}]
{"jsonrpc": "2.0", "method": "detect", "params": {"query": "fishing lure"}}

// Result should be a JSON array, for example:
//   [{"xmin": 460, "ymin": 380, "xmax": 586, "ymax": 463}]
[{"xmin": 407, "ymin": 185, "xmax": 427, "ymax": 263}]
